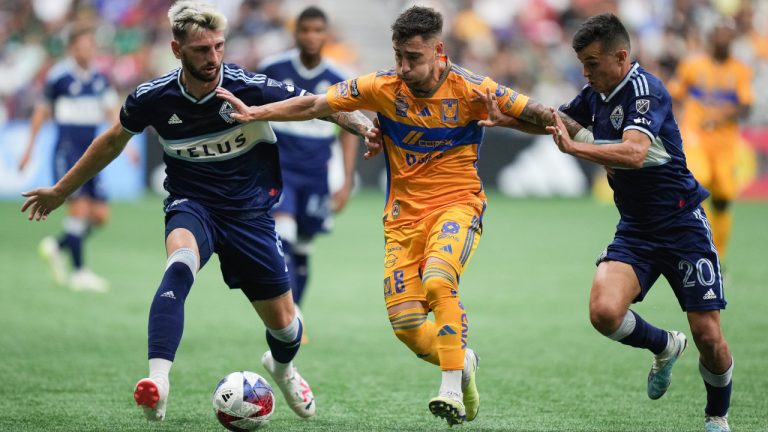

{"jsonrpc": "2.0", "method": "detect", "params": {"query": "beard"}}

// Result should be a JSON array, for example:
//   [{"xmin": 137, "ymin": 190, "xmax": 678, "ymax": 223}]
[{"xmin": 181, "ymin": 53, "xmax": 220, "ymax": 83}]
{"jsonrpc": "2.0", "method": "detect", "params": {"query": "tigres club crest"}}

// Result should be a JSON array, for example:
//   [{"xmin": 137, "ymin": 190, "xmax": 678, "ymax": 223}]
[
  {"xmin": 220, "ymin": 101, "xmax": 236, "ymax": 124},
  {"xmin": 391, "ymin": 200, "xmax": 401, "ymax": 220},
  {"xmin": 395, "ymin": 93, "xmax": 409, "ymax": 117},
  {"xmin": 610, "ymin": 105, "xmax": 624, "ymax": 129},
  {"xmin": 441, "ymin": 99, "xmax": 459, "ymax": 123}
]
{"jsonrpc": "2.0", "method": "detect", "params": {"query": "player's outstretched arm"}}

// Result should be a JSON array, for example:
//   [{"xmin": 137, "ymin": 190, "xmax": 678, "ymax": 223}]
[
  {"xmin": 472, "ymin": 88, "xmax": 588, "ymax": 139},
  {"xmin": 216, "ymin": 87, "xmax": 382, "ymax": 159},
  {"xmin": 21, "ymin": 123, "xmax": 133, "ymax": 221},
  {"xmin": 18, "ymin": 103, "xmax": 51, "ymax": 172},
  {"xmin": 546, "ymin": 107, "xmax": 649, "ymax": 168},
  {"xmin": 216, "ymin": 87, "xmax": 333, "ymax": 121}
]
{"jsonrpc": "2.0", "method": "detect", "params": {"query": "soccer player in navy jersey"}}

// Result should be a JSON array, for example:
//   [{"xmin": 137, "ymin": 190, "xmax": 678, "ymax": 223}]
[
  {"xmin": 18, "ymin": 22, "xmax": 136, "ymax": 292},
  {"xmin": 479, "ymin": 13, "xmax": 733, "ymax": 432},
  {"xmin": 257, "ymin": 6, "xmax": 359, "ymax": 332},
  {"xmin": 21, "ymin": 0, "xmax": 378, "ymax": 423}
]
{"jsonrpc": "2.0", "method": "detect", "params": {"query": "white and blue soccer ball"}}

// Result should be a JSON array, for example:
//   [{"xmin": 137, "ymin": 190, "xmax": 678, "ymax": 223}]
[{"xmin": 212, "ymin": 371, "xmax": 275, "ymax": 431}]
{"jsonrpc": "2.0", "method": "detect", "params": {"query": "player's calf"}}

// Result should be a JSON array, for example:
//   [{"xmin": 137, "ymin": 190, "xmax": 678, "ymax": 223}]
[{"xmin": 389, "ymin": 307, "xmax": 439, "ymax": 365}]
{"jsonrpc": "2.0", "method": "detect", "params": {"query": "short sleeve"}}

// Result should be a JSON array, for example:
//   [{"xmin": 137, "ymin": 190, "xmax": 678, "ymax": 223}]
[
  {"xmin": 623, "ymin": 92, "xmax": 668, "ymax": 141},
  {"xmin": 259, "ymin": 77, "xmax": 307, "ymax": 104},
  {"xmin": 476, "ymin": 78, "xmax": 529, "ymax": 118},
  {"xmin": 120, "ymin": 91, "xmax": 150, "ymax": 135},
  {"xmin": 42, "ymin": 74, "xmax": 58, "ymax": 106},
  {"xmin": 559, "ymin": 88, "xmax": 593, "ymax": 128},
  {"xmin": 326, "ymin": 73, "xmax": 377, "ymax": 112}
]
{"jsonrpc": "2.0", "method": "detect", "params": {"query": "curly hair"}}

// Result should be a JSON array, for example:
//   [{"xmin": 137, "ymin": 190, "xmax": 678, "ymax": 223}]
[
  {"xmin": 572, "ymin": 13, "xmax": 630, "ymax": 53},
  {"xmin": 391, "ymin": 6, "xmax": 442, "ymax": 45}
]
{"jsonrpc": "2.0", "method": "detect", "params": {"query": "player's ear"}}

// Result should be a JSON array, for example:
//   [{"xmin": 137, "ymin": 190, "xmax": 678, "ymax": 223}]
[
  {"xmin": 171, "ymin": 39, "xmax": 182, "ymax": 59},
  {"xmin": 615, "ymin": 49, "xmax": 629, "ymax": 65},
  {"xmin": 434, "ymin": 40, "xmax": 444, "ymax": 58}
]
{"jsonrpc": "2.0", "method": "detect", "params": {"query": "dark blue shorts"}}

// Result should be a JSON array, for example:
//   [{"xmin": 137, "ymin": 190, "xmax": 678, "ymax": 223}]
[
  {"xmin": 270, "ymin": 173, "xmax": 332, "ymax": 238},
  {"xmin": 54, "ymin": 142, "xmax": 107, "ymax": 201},
  {"xmin": 163, "ymin": 196, "xmax": 290, "ymax": 301},
  {"xmin": 597, "ymin": 206, "xmax": 726, "ymax": 312}
]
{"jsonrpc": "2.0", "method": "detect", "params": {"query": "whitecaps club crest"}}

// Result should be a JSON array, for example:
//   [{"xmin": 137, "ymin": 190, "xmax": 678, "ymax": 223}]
[
  {"xmin": 219, "ymin": 101, "xmax": 236, "ymax": 124},
  {"xmin": 610, "ymin": 105, "xmax": 624, "ymax": 129}
]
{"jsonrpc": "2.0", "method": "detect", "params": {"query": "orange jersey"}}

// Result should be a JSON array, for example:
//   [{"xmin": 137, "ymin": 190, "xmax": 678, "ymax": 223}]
[
  {"xmin": 668, "ymin": 55, "xmax": 753, "ymax": 139},
  {"xmin": 326, "ymin": 60, "xmax": 529, "ymax": 225}
]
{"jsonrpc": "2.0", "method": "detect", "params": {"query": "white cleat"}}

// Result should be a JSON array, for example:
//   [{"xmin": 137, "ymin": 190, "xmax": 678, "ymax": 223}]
[
  {"xmin": 261, "ymin": 351, "xmax": 315, "ymax": 418},
  {"xmin": 462, "ymin": 348, "xmax": 480, "ymax": 421},
  {"xmin": 429, "ymin": 390, "xmax": 466, "ymax": 426},
  {"xmin": 38, "ymin": 236, "xmax": 68, "ymax": 285},
  {"xmin": 133, "ymin": 378, "xmax": 169, "ymax": 421},
  {"xmin": 705, "ymin": 415, "xmax": 730, "ymax": 432},
  {"xmin": 69, "ymin": 268, "xmax": 109, "ymax": 293},
  {"xmin": 648, "ymin": 331, "xmax": 687, "ymax": 399}
]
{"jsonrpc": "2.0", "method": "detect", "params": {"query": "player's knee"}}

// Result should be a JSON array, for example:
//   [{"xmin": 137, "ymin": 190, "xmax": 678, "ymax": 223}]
[
  {"xmin": 589, "ymin": 300, "xmax": 625, "ymax": 334},
  {"xmin": 711, "ymin": 199, "xmax": 730, "ymax": 212},
  {"xmin": 689, "ymin": 318, "xmax": 724, "ymax": 350},
  {"xmin": 422, "ymin": 263, "xmax": 458, "ymax": 306},
  {"xmin": 389, "ymin": 309, "xmax": 431, "ymax": 352}
]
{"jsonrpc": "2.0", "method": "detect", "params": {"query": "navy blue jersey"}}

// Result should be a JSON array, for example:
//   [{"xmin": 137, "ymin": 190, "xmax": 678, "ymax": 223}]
[
  {"xmin": 258, "ymin": 50, "xmax": 347, "ymax": 178},
  {"xmin": 44, "ymin": 58, "xmax": 117, "ymax": 152},
  {"xmin": 120, "ymin": 63, "xmax": 306, "ymax": 213},
  {"xmin": 560, "ymin": 63, "xmax": 709, "ymax": 232}
]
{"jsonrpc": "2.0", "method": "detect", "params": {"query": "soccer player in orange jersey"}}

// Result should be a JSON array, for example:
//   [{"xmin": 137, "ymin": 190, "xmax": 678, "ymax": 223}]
[
  {"xmin": 668, "ymin": 20, "xmax": 753, "ymax": 260},
  {"xmin": 216, "ymin": 6, "xmax": 591, "ymax": 425}
]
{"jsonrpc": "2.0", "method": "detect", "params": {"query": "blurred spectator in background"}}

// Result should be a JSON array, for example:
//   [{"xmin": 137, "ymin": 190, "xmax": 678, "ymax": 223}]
[
  {"xmin": 2, "ymin": 0, "xmax": 766, "ymax": 200},
  {"xmin": 256, "ymin": 6, "xmax": 359, "ymax": 341},
  {"xmin": 17, "ymin": 20, "xmax": 131, "ymax": 292},
  {"xmin": 668, "ymin": 18, "xmax": 753, "ymax": 261}
]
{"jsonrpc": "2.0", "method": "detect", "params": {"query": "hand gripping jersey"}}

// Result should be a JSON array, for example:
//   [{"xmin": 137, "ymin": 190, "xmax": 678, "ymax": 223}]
[
  {"xmin": 258, "ymin": 49, "xmax": 347, "ymax": 178},
  {"xmin": 560, "ymin": 62, "xmax": 710, "ymax": 232},
  {"xmin": 120, "ymin": 64, "xmax": 305, "ymax": 213},
  {"xmin": 44, "ymin": 58, "xmax": 117, "ymax": 153},
  {"xmin": 326, "ymin": 59, "xmax": 529, "ymax": 225}
]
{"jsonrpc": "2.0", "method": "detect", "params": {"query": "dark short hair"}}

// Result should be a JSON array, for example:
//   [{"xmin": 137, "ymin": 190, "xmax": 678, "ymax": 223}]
[
  {"xmin": 391, "ymin": 6, "xmax": 442, "ymax": 44},
  {"xmin": 572, "ymin": 13, "xmax": 630, "ymax": 53},
  {"xmin": 297, "ymin": 6, "xmax": 327, "ymax": 25}
]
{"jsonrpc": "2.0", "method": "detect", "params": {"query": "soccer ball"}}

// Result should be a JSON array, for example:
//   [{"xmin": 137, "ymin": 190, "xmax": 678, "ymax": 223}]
[{"xmin": 212, "ymin": 371, "xmax": 275, "ymax": 431}]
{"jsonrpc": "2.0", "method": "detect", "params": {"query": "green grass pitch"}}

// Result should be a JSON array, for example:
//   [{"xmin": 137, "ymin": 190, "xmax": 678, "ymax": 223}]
[{"xmin": 1, "ymin": 191, "xmax": 766, "ymax": 431}]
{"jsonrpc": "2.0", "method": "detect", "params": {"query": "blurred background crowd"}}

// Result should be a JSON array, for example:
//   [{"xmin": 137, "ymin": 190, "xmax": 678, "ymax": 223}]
[{"xmin": 2, "ymin": 0, "xmax": 767, "ymax": 197}]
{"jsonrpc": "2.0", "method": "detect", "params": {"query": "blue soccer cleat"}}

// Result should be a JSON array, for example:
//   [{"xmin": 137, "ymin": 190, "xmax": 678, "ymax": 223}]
[{"xmin": 647, "ymin": 331, "xmax": 688, "ymax": 399}]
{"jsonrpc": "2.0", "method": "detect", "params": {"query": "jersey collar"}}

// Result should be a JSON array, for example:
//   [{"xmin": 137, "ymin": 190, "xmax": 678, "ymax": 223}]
[
  {"xmin": 177, "ymin": 64, "xmax": 224, "ymax": 104},
  {"xmin": 601, "ymin": 62, "xmax": 640, "ymax": 103},
  {"xmin": 290, "ymin": 49, "xmax": 327, "ymax": 81}
]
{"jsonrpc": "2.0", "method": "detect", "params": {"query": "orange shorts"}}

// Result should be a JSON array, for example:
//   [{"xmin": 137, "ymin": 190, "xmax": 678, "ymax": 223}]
[
  {"xmin": 683, "ymin": 130, "xmax": 738, "ymax": 200},
  {"xmin": 382, "ymin": 203, "xmax": 483, "ymax": 308}
]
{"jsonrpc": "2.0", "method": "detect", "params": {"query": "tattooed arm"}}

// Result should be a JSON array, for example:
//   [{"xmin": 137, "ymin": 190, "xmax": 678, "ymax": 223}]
[
  {"xmin": 473, "ymin": 88, "xmax": 590, "ymax": 140},
  {"xmin": 517, "ymin": 99, "xmax": 586, "ymax": 138},
  {"xmin": 323, "ymin": 110, "xmax": 373, "ymax": 138}
]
